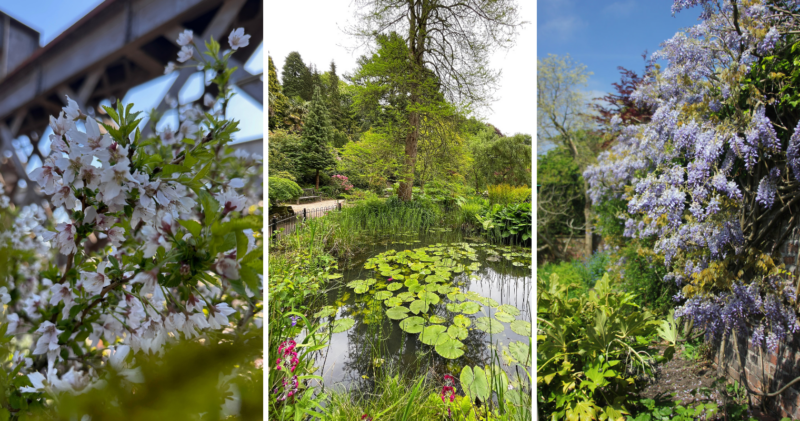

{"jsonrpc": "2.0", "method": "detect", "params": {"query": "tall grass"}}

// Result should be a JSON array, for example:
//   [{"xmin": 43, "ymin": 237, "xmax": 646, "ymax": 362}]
[
  {"xmin": 323, "ymin": 372, "xmax": 443, "ymax": 420},
  {"xmin": 332, "ymin": 196, "xmax": 442, "ymax": 235}
]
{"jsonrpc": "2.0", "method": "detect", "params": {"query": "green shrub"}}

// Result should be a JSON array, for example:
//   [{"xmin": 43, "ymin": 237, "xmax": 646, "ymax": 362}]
[
  {"xmin": 268, "ymin": 177, "xmax": 303, "ymax": 207},
  {"xmin": 488, "ymin": 184, "xmax": 532, "ymax": 205},
  {"xmin": 615, "ymin": 241, "xmax": 677, "ymax": 315},
  {"xmin": 476, "ymin": 202, "xmax": 531, "ymax": 245}
]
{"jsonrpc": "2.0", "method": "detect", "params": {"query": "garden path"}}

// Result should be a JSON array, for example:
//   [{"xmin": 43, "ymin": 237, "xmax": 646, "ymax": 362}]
[{"xmin": 290, "ymin": 199, "xmax": 344, "ymax": 215}]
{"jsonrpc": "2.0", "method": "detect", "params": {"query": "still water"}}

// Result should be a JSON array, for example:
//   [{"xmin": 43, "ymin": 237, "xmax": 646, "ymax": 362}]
[{"xmin": 307, "ymin": 231, "xmax": 532, "ymax": 392}]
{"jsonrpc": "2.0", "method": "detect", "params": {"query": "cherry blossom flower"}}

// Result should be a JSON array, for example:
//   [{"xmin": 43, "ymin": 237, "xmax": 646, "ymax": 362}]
[
  {"xmin": 29, "ymin": 156, "xmax": 59, "ymax": 194},
  {"xmin": 164, "ymin": 61, "xmax": 177, "ymax": 75},
  {"xmin": 177, "ymin": 45, "xmax": 194, "ymax": 63},
  {"xmin": 41, "ymin": 223, "xmax": 77, "ymax": 255},
  {"xmin": 176, "ymin": 29, "xmax": 193, "ymax": 46},
  {"xmin": 81, "ymin": 261, "xmax": 112, "ymax": 296},
  {"xmin": 33, "ymin": 321, "xmax": 63, "ymax": 355},
  {"xmin": 227, "ymin": 28, "xmax": 250, "ymax": 50},
  {"xmin": 208, "ymin": 303, "xmax": 236, "ymax": 329}
]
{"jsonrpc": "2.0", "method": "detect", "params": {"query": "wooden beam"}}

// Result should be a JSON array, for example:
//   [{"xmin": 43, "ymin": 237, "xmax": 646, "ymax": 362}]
[
  {"xmin": 78, "ymin": 69, "xmax": 104, "ymax": 105},
  {"xmin": 126, "ymin": 49, "xmax": 165, "ymax": 76}
]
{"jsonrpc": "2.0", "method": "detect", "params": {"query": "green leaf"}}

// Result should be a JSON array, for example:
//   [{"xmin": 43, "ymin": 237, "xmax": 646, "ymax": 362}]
[
  {"xmin": 497, "ymin": 304, "xmax": 520, "ymax": 316},
  {"xmin": 447, "ymin": 324, "xmax": 468, "ymax": 340},
  {"xmin": 332, "ymin": 318, "xmax": 355, "ymax": 333},
  {"xmin": 508, "ymin": 341, "xmax": 532, "ymax": 367},
  {"xmin": 453, "ymin": 314, "xmax": 471, "ymax": 328},
  {"xmin": 460, "ymin": 366, "xmax": 490, "ymax": 401},
  {"xmin": 161, "ymin": 164, "xmax": 191, "ymax": 176},
  {"xmin": 475, "ymin": 317, "xmax": 504, "ymax": 334},
  {"xmin": 385, "ymin": 306, "xmax": 410, "ymax": 320},
  {"xmin": 235, "ymin": 230, "xmax": 248, "ymax": 260},
  {"xmin": 178, "ymin": 219, "xmax": 202, "ymax": 238},
  {"xmin": 510, "ymin": 320, "xmax": 532, "ymax": 337},
  {"xmin": 460, "ymin": 301, "xmax": 481, "ymax": 315},
  {"xmin": 374, "ymin": 291, "xmax": 393, "ymax": 300},
  {"xmin": 192, "ymin": 162, "xmax": 213, "ymax": 182},
  {"xmin": 399, "ymin": 316, "xmax": 425, "ymax": 334},
  {"xmin": 419, "ymin": 325, "xmax": 448, "ymax": 346},
  {"xmin": 409, "ymin": 300, "xmax": 429, "ymax": 315},
  {"xmin": 434, "ymin": 337, "xmax": 465, "ymax": 359},
  {"xmin": 386, "ymin": 282, "xmax": 403, "ymax": 291},
  {"xmin": 494, "ymin": 311, "xmax": 515, "ymax": 323}
]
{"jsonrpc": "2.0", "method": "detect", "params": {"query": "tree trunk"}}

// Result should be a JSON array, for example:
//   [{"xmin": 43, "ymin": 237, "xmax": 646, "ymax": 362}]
[
  {"xmin": 398, "ymin": 109, "xmax": 419, "ymax": 202},
  {"xmin": 315, "ymin": 169, "xmax": 320, "ymax": 190},
  {"xmin": 584, "ymin": 179, "xmax": 592, "ymax": 259}
]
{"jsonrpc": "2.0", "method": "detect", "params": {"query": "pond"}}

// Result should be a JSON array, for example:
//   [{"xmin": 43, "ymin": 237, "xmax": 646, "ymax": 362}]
[{"xmin": 306, "ymin": 231, "xmax": 533, "ymax": 394}]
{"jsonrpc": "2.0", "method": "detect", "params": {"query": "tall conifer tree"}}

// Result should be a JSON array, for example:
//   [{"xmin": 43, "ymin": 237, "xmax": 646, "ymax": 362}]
[{"xmin": 301, "ymin": 86, "xmax": 336, "ymax": 189}]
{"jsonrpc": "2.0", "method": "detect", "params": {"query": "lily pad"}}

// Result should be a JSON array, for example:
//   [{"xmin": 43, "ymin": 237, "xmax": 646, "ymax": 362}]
[
  {"xmin": 447, "ymin": 324, "xmax": 468, "ymax": 340},
  {"xmin": 386, "ymin": 306, "xmax": 410, "ymax": 320},
  {"xmin": 420, "ymin": 325, "xmax": 448, "ymax": 345},
  {"xmin": 408, "ymin": 284, "xmax": 424, "ymax": 294},
  {"xmin": 399, "ymin": 316, "xmax": 425, "ymax": 334},
  {"xmin": 374, "ymin": 291, "xmax": 393, "ymax": 300},
  {"xmin": 453, "ymin": 314, "xmax": 471, "ymax": 328},
  {"xmin": 386, "ymin": 282, "xmax": 403, "ymax": 291},
  {"xmin": 313, "ymin": 306, "xmax": 337, "ymax": 318},
  {"xmin": 446, "ymin": 303, "xmax": 462, "ymax": 313},
  {"xmin": 429, "ymin": 315, "xmax": 446, "ymax": 324},
  {"xmin": 397, "ymin": 292, "xmax": 416, "ymax": 302},
  {"xmin": 385, "ymin": 297, "xmax": 403, "ymax": 307},
  {"xmin": 460, "ymin": 302, "xmax": 481, "ymax": 315},
  {"xmin": 494, "ymin": 311, "xmax": 515, "ymax": 323},
  {"xmin": 437, "ymin": 285, "xmax": 452, "ymax": 295},
  {"xmin": 410, "ymin": 300, "xmax": 430, "ymax": 315},
  {"xmin": 475, "ymin": 317, "xmax": 504, "ymax": 334},
  {"xmin": 418, "ymin": 291, "xmax": 440, "ymax": 305},
  {"xmin": 497, "ymin": 304, "xmax": 520, "ymax": 316},
  {"xmin": 332, "ymin": 318, "xmax": 355, "ymax": 333},
  {"xmin": 508, "ymin": 341, "xmax": 532, "ymax": 367},
  {"xmin": 510, "ymin": 320, "xmax": 532, "ymax": 336},
  {"xmin": 404, "ymin": 279, "xmax": 419, "ymax": 288},
  {"xmin": 434, "ymin": 337, "xmax": 465, "ymax": 359}
]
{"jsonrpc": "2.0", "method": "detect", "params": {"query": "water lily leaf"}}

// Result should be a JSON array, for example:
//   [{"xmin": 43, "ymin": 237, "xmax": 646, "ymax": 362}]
[
  {"xmin": 410, "ymin": 300, "xmax": 429, "ymax": 315},
  {"xmin": 425, "ymin": 274, "xmax": 445, "ymax": 284},
  {"xmin": 404, "ymin": 279, "xmax": 419, "ymax": 288},
  {"xmin": 387, "ymin": 282, "xmax": 403, "ymax": 291},
  {"xmin": 399, "ymin": 316, "xmax": 425, "ymax": 334},
  {"xmin": 392, "ymin": 273, "xmax": 405, "ymax": 280},
  {"xmin": 408, "ymin": 284, "xmax": 424, "ymax": 294},
  {"xmin": 386, "ymin": 306, "xmax": 411, "ymax": 320},
  {"xmin": 453, "ymin": 314, "xmax": 471, "ymax": 328},
  {"xmin": 328, "ymin": 273, "xmax": 343, "ymax": 280},
  {"xmin": 446, "ymin": 303, "xmax": 462, "ymax": 312},
  {"xmin": 374, "ymin": 291, "xmax": 393, "ymax": 300},
  {"xmin": 354, "ymin": 284, "xmax": 370, "ymax": 294},
  {"xmin": 510, "ymin": 320, "xmax": 532, "ymax": 337},
  {"xmin": 437, "ymin": 285, "xmax": 452, "ymax": 295},
  {"xmin": 418, "ymin": 291, "xmax": 440, "ymax": 305},
  {"xmin": 465, "ymin": 291, "xmax": 483, "ymax": 302},
  {"xmin": 313, "ymin": 306, "xmax": 337, "ymax": 318},
  {"xmin": 435, "ymin": 338, "xmax": 465, "ymax": 359},
  {"xmin": 332, "ymin": 318, "xmax": 355, "ymax": 333},
  {"xmin": 385, "ymin": 297, "xmax": 403, "ymax": 307},
  {"xmin": 447, "ymin": 324, "xmax": 468, "ymax": 340},
  {"xmin": 346, "ymin": 280, "xmax": 363, "ymax": 288},
  {"xmin": 410, "ymin": 263, "xmax": 424, "ymax": 271},
  {"xmin": 429, "ymin": 315, "xmax": 446, "ymax": 324},
  {"xmin": 497, "ymin": 304, "xmax": 520, "ymax": 316},
  {"xmin": 484, "ymin": 297, "xmax": 499, "ymax": 307},
  {"xmin": 494, "ymin": 311, "xmax": 515, "ymax": 323},
  {"xmin": 364, "ymin": 279, "xmax": 377, "ymax": 286},
  {"xmin": 397, "ymin": 292, "xmax": 416, "ymax": 302},
  {"xmin": 460, "ymin": 302, "xmax": 481, "ymax": 315},
  {"xmin": 475, "ymin": 317, "xmax": 504, "ymax": 334},
  {"xmin": 420, "ymin": 325, "xmax": 448, "ymax": 345},
  {"xmin": 460, "ymin": 366, "xmax": 489, "ymax": 401},
  {"xmin": 508, "ymin": 341, "xmax": 532, "ymax": 367}
]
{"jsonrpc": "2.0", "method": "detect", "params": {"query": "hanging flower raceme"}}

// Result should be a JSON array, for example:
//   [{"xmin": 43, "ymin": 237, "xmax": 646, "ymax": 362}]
[{"xmin": 275, "ymin": 339, "xmax": 299, "ymax": 372}]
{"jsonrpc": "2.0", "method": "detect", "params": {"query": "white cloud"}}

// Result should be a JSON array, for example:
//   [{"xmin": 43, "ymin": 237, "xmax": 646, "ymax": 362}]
[
  {"xmin": 603, "ymin": 0, "xmax": 637, "ymax": 17},
  {"xmin": 540, "ymin": 15, "xmax": 582, "ymax": 41}
]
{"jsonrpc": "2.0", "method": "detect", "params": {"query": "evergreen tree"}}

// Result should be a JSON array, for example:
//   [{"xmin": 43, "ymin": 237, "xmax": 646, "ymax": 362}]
[
  {"xmin": 301, "ymin": 86, "xmax": 337, "ymax": 189},
  {"xmin": 327, "ymin": 61, "xmax": 342, "ymax": 128},
  {"xmin": 281, "ymin": 52, "xmax": 310, "ymax": 100},
  {"xmin": 268, "ymin": 56, "xmax": 289, "ymax": 131},
  {"xmin": 305, "ymin": 64, "xmax": 322, "ymax": 101}
]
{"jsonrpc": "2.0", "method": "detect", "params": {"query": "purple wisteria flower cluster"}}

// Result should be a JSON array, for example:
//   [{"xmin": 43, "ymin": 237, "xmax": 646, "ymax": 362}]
[{"xmin": 586, "ymin": 0, "xmax": 800, "ymax": 350}]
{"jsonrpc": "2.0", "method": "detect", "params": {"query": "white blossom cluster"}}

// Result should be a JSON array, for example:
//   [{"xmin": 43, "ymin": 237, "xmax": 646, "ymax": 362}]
[{"xmin": 0, "ymin": 28, "xmax": 262, "ymax": 416}]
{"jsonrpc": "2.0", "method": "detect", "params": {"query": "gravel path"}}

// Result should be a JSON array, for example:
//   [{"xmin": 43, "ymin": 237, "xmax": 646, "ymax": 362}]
[{"xmin": 289, "ymin": 199, "xmax": 344, "ymax": 214}]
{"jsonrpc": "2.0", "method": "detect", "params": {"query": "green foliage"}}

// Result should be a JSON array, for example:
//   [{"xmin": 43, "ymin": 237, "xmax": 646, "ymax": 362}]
[
  {"xmin": 281, "ymin": 51, "xmax": 313, "ymax": 101},
  {"xmin": 338, "ymin": 130, "xmax": 402, "ymax": 192},
  {"xmin": 301, "ymin": 86, "xmax": 337, "ymax": 186},
  {"xmin": 269, "ymin": 55, "xmax": 290, "ymax": 131},
  {"xmin": 333, "ymin": 196, "xmax": 442, "ymax": 234},
  {"xmin": 627, "ymin": 398, "xmax": 718, "ymax": 421},
  {"xmin": 615, "ymin": 241, "xmax": 677, "ymax": 315},
  {"xmin": 475, "ymin": 203, "xmax": 532, "ymax": 245},
  {"xmin": 268, "ymin": 177, "xmax": 303, "ymax": 207},
  {"xmin": 468, "ymin": 129, "xmax": 532, "ymax": 192},
  {"xmin": 538, "ymin": 273, "xmax": 665, "ymax": 420},
  {"xmin": 488, "ymin": 184, "xmax": 531, "ymax": 205}
]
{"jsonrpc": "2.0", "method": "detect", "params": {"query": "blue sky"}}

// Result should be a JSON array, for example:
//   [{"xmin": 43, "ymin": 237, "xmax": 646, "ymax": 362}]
[
  {"xmin": 0, "ymin": 0, "xmax": 263, "ymax": 143},
  {"xmin": 538, "ymin": 0, "xmax": 703, "ymax": 101}
]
